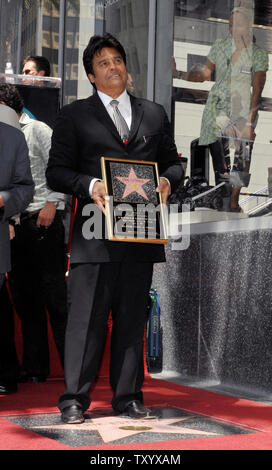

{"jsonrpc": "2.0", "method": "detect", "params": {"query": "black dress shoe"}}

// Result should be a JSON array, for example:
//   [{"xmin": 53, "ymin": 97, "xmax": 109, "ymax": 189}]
[
  {"xmin": 0, "ymin": 381, "xmax": 18, "ymax": 394},
  {"xmin": 61, "ymin": 405, "xmax": 85, "ymax": 424},
  {"xmin": 123, "ymin": 400, "xmax": 154, "ymax": 419}
]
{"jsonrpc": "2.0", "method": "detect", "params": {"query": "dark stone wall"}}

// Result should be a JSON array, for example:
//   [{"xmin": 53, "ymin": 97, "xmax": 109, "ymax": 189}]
[{"xmin": 152, "ymin": 221, "xmax": 272, "ymax": 394}]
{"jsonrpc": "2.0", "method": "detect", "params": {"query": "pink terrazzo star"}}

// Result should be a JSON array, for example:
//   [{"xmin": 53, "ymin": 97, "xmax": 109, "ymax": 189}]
[
  {"xmin": 33, "ymin": 414, "xmax": 218, "ymax": 444},
  {"xmin": 115, "ymin": 167, "xmax": 151, "ymax": 200}
]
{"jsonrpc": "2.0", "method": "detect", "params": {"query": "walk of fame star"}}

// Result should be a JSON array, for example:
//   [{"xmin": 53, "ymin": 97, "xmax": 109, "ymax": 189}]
[
  {"xmin": 32, "ymin": 414, "xmax": 218, "ymax": 443},
  {"xmin": 5, "ymin": 406, "xmax": 255, "ymax": 447},
  {"xmin": 115, "ymin": 167, "xmax": 151, "ymax": 200}
]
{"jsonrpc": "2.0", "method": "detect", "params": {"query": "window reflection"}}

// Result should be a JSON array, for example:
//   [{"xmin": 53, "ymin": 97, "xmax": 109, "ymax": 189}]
[
  {"xmin": 0, "ymin": 1, "xmax": 148, "ymax": 105},
  {"xmin": 105, "ymin": 0, "xmax": 149, "ymax": 99},
  {"xmin": 172, "ymin": 0, "xmax": 272, "ymax": 216}
]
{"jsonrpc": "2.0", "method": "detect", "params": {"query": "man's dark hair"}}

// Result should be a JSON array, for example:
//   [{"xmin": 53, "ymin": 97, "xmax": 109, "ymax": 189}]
[
  {"xmin": 0, "ymin": 84, "xmax": 24, "ymax": 114},
  {"xmin": 83, "ymin": 33, "xmax": 127, "ymax": 85},
  {"xmin": 24, "ymin": 55, "xmax": 51, "ymax": 76}
]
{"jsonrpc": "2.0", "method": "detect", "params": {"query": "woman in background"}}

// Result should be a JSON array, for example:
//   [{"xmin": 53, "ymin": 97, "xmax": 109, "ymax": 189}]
[{"xmin": 173, "ymin": 6, "xmax": 268, "ymax": 211}]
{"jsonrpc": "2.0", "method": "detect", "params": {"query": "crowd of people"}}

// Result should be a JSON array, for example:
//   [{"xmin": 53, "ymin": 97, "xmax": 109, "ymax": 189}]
[{"xmin": 0, "ymin": 56, "xmax": 68, "ymax": 393}]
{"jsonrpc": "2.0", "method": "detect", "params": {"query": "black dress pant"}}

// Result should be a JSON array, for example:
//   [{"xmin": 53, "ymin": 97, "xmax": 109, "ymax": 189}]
[
  {"xmin": 0, "ymin": 274, "xmax": 5, "ymax": 289},
  {"xmin": 8, "ymin": 211, "xmax": 67, "ymax": 376},
  {"xmin": 0, "ymin": 280, "xmax": 20, "ymax": 382},
  {"xmin": 58, "ymin": 261, "xmax": 153, "ymax": 412}
]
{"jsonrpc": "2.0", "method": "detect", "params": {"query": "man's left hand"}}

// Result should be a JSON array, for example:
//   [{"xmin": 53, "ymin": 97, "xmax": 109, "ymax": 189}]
[
  {"xmin": 156, "ymin": 177, "xmax": 171, "ymax": 205},
  {"xmin": 36, "ymin": 202, "xmax": 57, "ymax": 227}
]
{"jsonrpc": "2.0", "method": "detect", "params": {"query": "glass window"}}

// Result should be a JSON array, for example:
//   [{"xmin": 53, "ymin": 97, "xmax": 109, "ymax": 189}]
[
  {"xmin": 104, "ymin": 0, "xmax": 150, "ymax": 99},
  {"xmin": 0, "ymin": 0, "xmax": 149, "ymax": 105},
  {"xmin": 0, "ymin": 0, "xmax": 100, "ymax": 105},
  {"xmin": 0, "ymin": 0, "xmax": 61, "ymax": 83},
  {"xmin": 172, "ymin": 0, "xmax": 272, "ymax": 217},
  {"xmin": 0, "ymin": 0, "xmax": 38, "ymax": 74},
  {"xmin": 62, "ymin": 0, "xmax": 104, "ymax": 103}
]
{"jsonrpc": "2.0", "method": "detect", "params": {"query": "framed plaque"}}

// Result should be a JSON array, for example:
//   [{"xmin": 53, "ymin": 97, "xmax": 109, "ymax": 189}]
[{"xmin": 101, "ymin": 157, "xmax": 168, "ymax": 244}]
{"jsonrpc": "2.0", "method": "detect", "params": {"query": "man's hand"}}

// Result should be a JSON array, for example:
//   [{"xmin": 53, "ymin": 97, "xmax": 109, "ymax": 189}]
[
  {"xmin": 9, "ymin": 225, "xmax": 15, "ymax": 240},
  {"xmin": 156, "ymin": 177, "xmax": 171, "ymax": 205},
  {"xmin": 92, "ymin": 181, "xmax": 107, "ymax": 215},
  {"xmin": 0, "ymin": 195, "xmax": 4, "ymax": 208},
  {"xmin": 36, "ymin": 202, "xmax": 57, "ymax": 227}
]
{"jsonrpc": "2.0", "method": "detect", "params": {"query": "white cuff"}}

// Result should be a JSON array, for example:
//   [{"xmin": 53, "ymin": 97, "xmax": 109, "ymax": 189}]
[
  {"xmin": 89, "ymin": 178, "xmax": 101, "ymax": 197},
  {"xmin": 160, "ymin": 177, "xmax": 171, "ymax": 195}
]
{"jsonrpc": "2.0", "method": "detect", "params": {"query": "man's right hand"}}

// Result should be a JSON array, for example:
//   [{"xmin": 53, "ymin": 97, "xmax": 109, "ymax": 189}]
[
  {"xmin": 36, "ymin": 201, "xmax": 57, "ymax": 227},
  {"xmin": 92, "ymin": 181, "xmax": 107, "ymax": 215}
]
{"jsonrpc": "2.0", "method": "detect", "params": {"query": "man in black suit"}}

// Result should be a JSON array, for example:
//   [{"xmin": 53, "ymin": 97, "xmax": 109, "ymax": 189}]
[
  {"xmin": 0, "ymin": 112, "xmax": 34, "ymax": 394},
  {"xmin": 46, "ymin": 34, "xmax": 183, "ymax": 424},
  {"xmin": 0, "ymin": 119, "xmax": 34, "ymax": 286}
]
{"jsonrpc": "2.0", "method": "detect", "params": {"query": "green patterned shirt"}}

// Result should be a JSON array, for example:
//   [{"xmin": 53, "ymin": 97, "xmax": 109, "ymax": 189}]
[{"xmin": 199, "ymin": 37, "xmax": 268, "ymax": 146}]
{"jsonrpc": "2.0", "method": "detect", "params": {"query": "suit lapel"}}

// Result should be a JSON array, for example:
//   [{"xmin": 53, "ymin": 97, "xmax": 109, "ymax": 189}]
[
  {"xmin": 87, "ymin": 93, "xmax": 144, "ymax": 145},
  {"xmin": 88, "ymin": 92, "xmax": 122, "ymax": 142},
  {"xmin": 128, "ymin": 96, "xmax": 144, "ymax": 143}
]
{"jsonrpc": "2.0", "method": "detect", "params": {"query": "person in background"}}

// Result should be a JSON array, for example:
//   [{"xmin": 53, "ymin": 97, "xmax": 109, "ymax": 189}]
[
  {"xmin": 0, "ymin": 84, "xmax": 67, "ymax": 383},
  {"xmin": 46, "ymin": 33, "xmax": 183, "ymax": 424},
  {"xmin": 20, "ymin": 55, "xmax": 52, "ymax": 119},
  {"xmin": 172, "ymin": 6, "xmax": 268, "ymax": 212},
  {"xmin": 22, "ymin": 55, "xmax": 51, "ymax": 77},
  {"xmin": 22, "ymin": 54, "xmax": 71, "ymax": 239},
  {"xmin": 0, "ymin": 108, "xmax": 34, "ymax": 394}
]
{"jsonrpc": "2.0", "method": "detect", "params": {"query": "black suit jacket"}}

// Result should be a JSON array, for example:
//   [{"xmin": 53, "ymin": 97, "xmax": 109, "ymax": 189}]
[
  {"xmin": 0, "ymin": 122, "xmax": 34, "ymax": 273},
  {"xmin": 46, "ymin": 92, "xmax": 183, "ymax": 264}
]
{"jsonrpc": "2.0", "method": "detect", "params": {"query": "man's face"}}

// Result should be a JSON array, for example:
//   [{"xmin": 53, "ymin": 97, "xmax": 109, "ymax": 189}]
[
  {"xmin": 22, "ymin": 60, "xmax": 45, "ymax": 76},
  {"xmin": 88, "ymin": 47, "xmax": 128, "ymax": 97}
]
